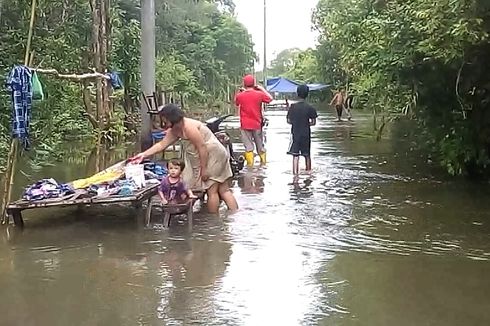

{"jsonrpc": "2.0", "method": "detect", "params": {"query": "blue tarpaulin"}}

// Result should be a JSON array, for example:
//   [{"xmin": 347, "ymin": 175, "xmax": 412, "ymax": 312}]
[
  {"xmin": 266, "ymin": 77, "xmax": 329, "ymax": 93},
  {"xmin": 266, "ymin": 77, "xmax": 299, "ymax": 93}
]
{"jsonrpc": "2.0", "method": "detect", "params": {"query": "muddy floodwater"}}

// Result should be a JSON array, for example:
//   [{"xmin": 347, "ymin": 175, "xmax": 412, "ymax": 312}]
[{"xmin": 1, "ymin": 110, "xmax": 490, "ymax": 326}]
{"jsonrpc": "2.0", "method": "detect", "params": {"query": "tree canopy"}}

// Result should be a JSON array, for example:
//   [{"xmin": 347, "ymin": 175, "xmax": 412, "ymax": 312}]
[
  {"xmin": 0, "ymin": 0, "xmax": 255, "ymax": 172},
  {"xmin": 308, "ymin": 0, "xmax": 490, "ymax": 176}
]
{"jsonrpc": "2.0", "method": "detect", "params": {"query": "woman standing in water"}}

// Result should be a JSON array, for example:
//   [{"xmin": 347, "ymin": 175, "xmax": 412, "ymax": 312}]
[{"xmin": 130, "ymin": 104, "xmax": 238, "ymax": 213}]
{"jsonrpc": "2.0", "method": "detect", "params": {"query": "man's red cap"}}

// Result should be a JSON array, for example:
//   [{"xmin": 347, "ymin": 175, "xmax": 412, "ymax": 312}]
[{"xmin": 243, "ymin": 74, "xmax": 255, "ymax": 87}]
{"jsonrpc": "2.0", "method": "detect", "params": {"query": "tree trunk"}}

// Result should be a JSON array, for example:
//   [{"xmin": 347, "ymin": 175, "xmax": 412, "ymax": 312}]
[
  {"xmin": 82, "ymin": 81, "xmax": 99, "ymax": 129},
  {"xmin": 90, "ymin": 0, "xmax": 102, "ymax": 130},
  {"xmin": 90, "ymin": 0, "xmax": 110, "ymax": 134},
  {"xmin": 99, "ymin": 0, "xmax": 110, "ymax": 129}
]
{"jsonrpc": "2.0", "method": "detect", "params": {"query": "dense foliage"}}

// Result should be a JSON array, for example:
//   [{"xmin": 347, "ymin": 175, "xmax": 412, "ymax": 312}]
[
  {"xmin": 267, "ymin": 48, "xmax": 322, "ymax": 84},
  {"xmin": 0, "ymin": 0, "xmax": 255, "ymax": 172},
  {"xmin": 310, "ymin": 0, "xmax": 490, "ymax": 176}
]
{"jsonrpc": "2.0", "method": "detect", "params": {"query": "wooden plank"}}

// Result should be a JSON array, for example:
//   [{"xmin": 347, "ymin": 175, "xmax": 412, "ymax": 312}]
[
  {"xmin": 4, "ymin": 182, "xmax": 203, "ymax": 227},
  {"xmin": 8, "ymin": 197, "xmax": 93, "ymax": 210},
  {"xmin": 7, "ymin": 184, "xmax": 160, "ymax": 210}
]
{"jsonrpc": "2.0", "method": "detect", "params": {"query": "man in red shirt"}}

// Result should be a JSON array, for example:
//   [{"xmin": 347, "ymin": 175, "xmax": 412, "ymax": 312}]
[{"xmin": 234, "ymin": 74, "xmax": 273, "ymax": 166}]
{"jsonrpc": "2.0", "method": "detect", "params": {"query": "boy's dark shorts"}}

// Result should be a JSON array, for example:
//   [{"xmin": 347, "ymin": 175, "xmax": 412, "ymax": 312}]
[
  {"xmin": 335, "ymin": 105, "xmax": 343, "ymax": 118},
  {"xmin": 287, "ymin": 134, "xmax": 311, "ymax": 157}
]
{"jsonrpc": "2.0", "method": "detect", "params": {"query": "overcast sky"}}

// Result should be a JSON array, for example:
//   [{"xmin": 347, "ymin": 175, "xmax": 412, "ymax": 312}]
[{"xmin": 234, "ymin": 0, "xmax": 319, "ymax": 68}]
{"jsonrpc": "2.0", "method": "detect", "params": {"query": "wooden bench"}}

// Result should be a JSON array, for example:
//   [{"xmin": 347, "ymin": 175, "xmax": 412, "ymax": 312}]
[{"xmin": 145, "ymin": 190, "xmax": 205, "ymax": 228}]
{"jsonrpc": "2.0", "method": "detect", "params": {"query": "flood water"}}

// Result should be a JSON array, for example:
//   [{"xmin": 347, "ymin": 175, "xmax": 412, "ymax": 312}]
[{"xmin": 1, "ymin": 110, "xmax": 490, "ymax": 325}]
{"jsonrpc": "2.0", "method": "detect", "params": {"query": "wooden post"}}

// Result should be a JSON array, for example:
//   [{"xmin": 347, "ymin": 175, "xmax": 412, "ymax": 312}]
[
  {"xmin": 1, "ymin": 0, "xmax": 37, "ymax": 224},
  {"xmin": 24, "ymin": 0, "xmax": 36, "ymax": 65},
  {"xmin": 145, "ymin": 197, "xmax": 153, "ymax": 226}
]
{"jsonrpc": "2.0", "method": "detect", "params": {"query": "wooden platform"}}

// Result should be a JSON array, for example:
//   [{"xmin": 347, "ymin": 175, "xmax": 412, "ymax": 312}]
[
  {"xmin": 4, "ymin": 184, "xmax": 206, "ymax": 228},
  {"xmin": 5, "ymin": 184, "xmax": 160, "ymax": 227}
]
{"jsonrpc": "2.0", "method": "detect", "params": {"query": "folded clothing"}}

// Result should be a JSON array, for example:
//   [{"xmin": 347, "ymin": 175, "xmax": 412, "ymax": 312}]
[
  {"xmin": 22, "ymin": 160, "xmax": 166, "ymax": 202},
  {"xmin": 87, "ymin": 179, "xmax": 138, "ymax": 197},
  {"xmin": 72, "ymin": 169, "xmax": 124, "ymax": 189},
  {"xmin": 23, "ymin": 178, "xmax": 74, "ymax": 201}
]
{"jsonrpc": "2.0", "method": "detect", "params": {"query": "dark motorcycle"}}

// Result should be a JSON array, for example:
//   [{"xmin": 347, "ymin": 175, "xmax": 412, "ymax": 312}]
[{"xmin": 205, "ymin": 115, "xmax": 244, "ymax": 176}]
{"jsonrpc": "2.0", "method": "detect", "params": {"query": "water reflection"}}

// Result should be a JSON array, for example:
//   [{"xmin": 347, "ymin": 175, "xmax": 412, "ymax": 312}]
[
  {"xmin": 237, "ymin": 171, "xmax": 265, "ymax": 195},
  {"xmin": 0, "ymin": 215, "xmax": 233, "ymax": 325},
  {"xmin": 1, "ymin": 111, "xmax": 490, "ymax": 325},
  {"xmin": 290, "ymin": 177, "xmax": 314, "ymax": 202}
]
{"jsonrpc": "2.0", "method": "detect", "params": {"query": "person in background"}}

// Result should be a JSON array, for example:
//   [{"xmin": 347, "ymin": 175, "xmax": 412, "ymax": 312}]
[
  {"xmin": 330, "ymin": 88, "xmax": 345, "ymax": 121},
  {"xmin": 287, "ymin": 84, "xmax": 318, "ymax": 176},
  {"xmin": 234, "ymin": 74, "xmax": 273, "ymax": 166},
  {"xmin": 130, "ymin": 104, "xmax": 238, "ymax": 213},
  {"xmin": 344, "ymin": 93, "xmax": 354, "ymax": 121},
  {"xmin": 159, "ymin": 159, "xmax": 196, "ymax": 205}
]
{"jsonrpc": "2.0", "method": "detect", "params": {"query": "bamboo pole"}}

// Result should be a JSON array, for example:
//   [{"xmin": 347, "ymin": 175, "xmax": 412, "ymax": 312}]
[
  {"xmin": 24, "ymin": 0, "xmax": 36, "ymax": 65},
  {"xmin": 1, "ymin": 0, "xmax": 37, "ymax": 224}
]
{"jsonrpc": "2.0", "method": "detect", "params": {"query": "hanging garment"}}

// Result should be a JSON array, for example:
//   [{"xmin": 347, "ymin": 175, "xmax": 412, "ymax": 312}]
[
  {"xmin": 5, "ymin": 65, "xmax": 33, "ymax": 150},
  {"xmin": 32, "ymin": 71, "xmax": 45, "ymax": 100},
  {"xmin": 106, "ymin": 71, "xmax": 124, "ymax": 90}
]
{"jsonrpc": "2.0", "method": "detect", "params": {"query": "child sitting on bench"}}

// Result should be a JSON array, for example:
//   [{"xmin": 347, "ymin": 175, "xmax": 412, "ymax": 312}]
[{"xmin": 159, "ymin": 159, "xmax": 196, "ymax": 205}]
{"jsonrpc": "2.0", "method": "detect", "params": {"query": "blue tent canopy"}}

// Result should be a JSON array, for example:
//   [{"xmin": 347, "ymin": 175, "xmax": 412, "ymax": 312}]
[
  {"xmin": 267, "ymin": 77, "xmax": 299, "ymax": 93},
  {"xmin": 266, "ymin": 77, "xmax": 329, "ymax": 93}
]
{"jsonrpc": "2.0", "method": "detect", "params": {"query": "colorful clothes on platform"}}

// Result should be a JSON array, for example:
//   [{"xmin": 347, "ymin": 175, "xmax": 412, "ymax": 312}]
[{"xmin": 23, "ymin": 178, "xmax": 74, "ymax": 201}]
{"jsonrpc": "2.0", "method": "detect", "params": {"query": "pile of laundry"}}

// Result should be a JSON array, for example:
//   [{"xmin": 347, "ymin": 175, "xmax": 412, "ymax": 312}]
[
  {"xmin": 23, "ymin": 178, "xmax": 74, "ymax": 201},
  {"xmin": 22, "ymin": 160, "xmax": 168, "ymax": 202}
]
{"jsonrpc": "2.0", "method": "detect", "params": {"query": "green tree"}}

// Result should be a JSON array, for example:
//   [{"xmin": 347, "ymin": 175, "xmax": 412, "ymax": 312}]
[
  {"xmin": 0, "ymin": 0, "xmax": 256, "ymax": 173},
  {"xmin": 284, "ymin": 48, "xmax": 320, "ymax": 83},
  {"xmin": 313, "ymin": 0, "xmax": 490, "ymax": 176},
  {"xmin": 268, "ymin": 48, "xmax": 301, "ymax": 77}
]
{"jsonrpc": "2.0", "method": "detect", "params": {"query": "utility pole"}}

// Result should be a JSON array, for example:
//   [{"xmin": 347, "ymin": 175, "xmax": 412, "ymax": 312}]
[
  {"xmin": 140, "ymin": 0, "xmax": 155, "ymax": 151},
  {"xmin": 263, "ymin": 0, "xmax": 267, "ymax": 87}
]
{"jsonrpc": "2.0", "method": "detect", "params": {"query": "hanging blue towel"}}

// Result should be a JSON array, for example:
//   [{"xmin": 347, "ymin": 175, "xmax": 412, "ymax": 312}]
[
  {"xmin": 106, "ymin": 71, "xmax": 124, "ymax": 90},
  {"xmin": 5, "ymin": 65, "xmax": 33, "ymax": 150}
]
